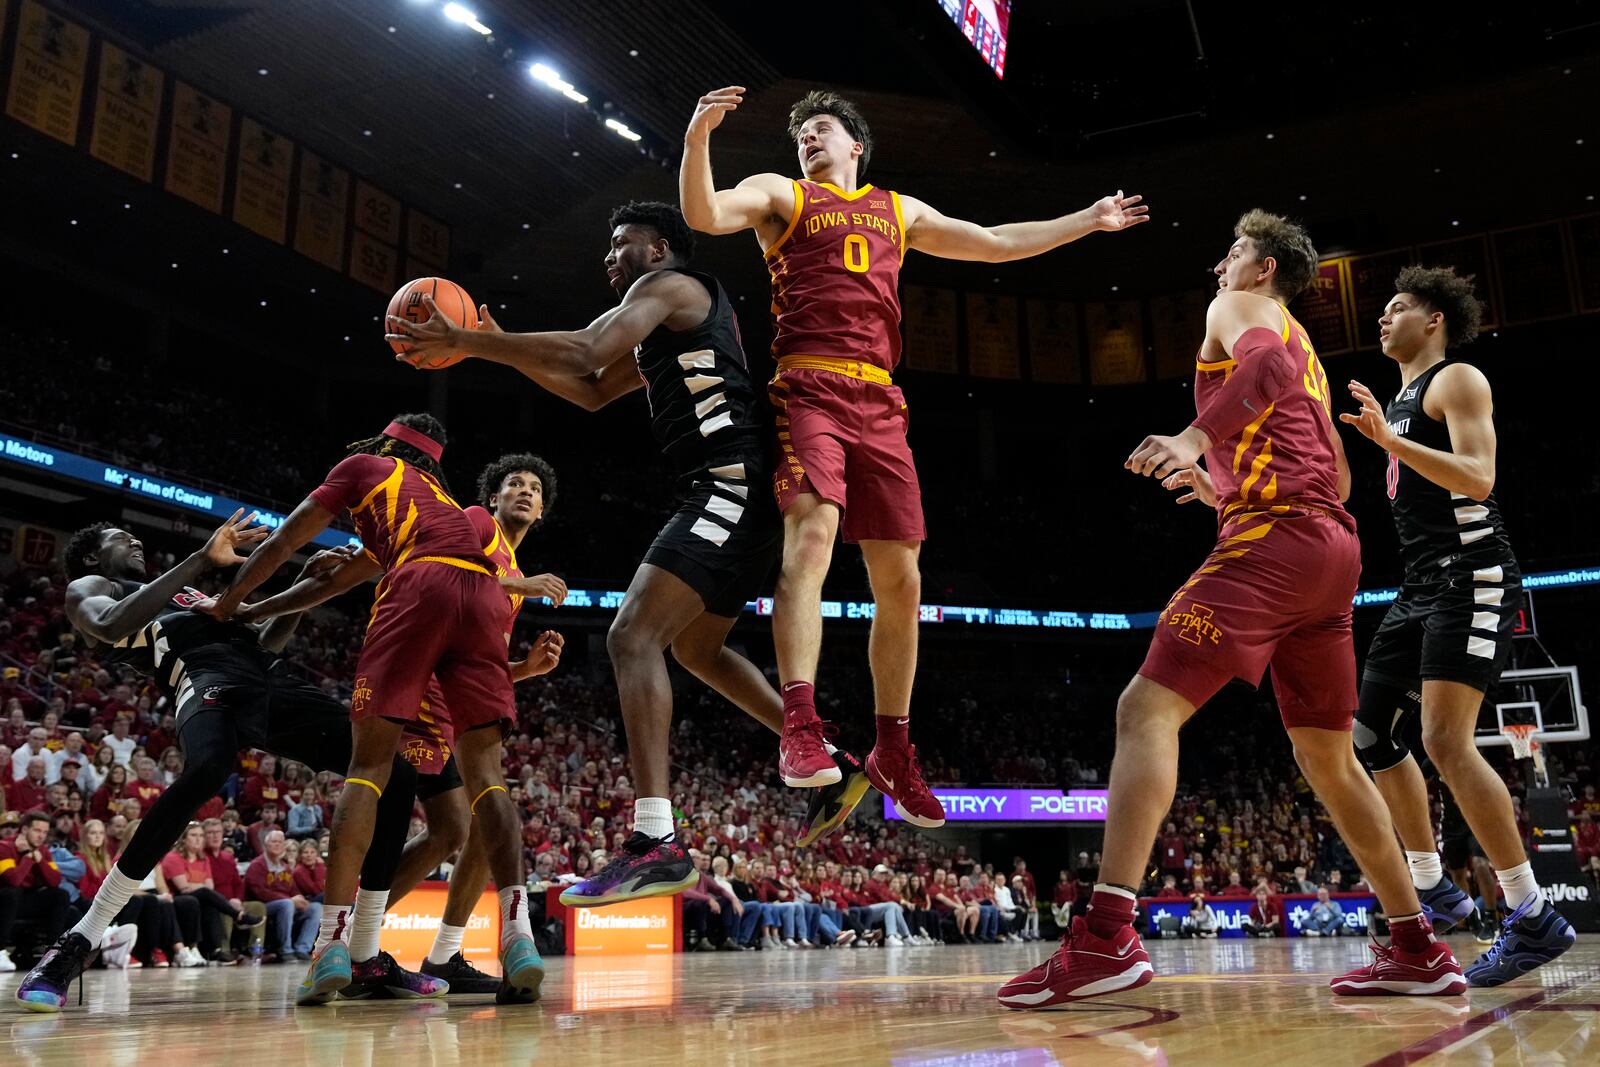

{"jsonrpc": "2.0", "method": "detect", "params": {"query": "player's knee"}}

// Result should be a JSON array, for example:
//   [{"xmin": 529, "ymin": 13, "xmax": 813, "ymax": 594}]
[
  {"xmin": 1352, "ymin": 718, "xmax": 1407, "ymax": 774},
  {"xmin": 1354, "ymin": 680, "xmax": 1415, "ymax": 774},
  {"xmin": 784, "ymin": 522, "xmax": 834, "ymax": 579},
  {"xmin": 1420, "ymin": 722, "xmax": 1475, "ymax": 778},
  {"xmin": 607, "ymin": 612, "xmax": 664, "ymax": 665}
]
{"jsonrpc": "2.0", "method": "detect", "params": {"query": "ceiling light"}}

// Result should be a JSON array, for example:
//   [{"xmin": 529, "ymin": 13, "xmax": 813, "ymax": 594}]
[
  {"xmin": 443, "ymin": 3, "xmax": 491, "ymax": 35},
  {"xmin": 257, "ymin": 68, "xmax": 268, "ymax": 75}
]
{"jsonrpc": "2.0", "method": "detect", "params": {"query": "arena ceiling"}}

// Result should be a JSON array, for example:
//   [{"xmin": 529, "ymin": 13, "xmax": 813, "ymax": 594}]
[{"xmin": 27, "ymin": 1, "xmax": 1600, "ymax": 327}]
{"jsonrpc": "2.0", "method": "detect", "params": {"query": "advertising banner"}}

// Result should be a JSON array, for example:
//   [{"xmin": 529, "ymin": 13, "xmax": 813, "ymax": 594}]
[
  {"xmin": 379, "ymin": 884, "xmax": 499, "ymax": 963},
  {"xmin": 1142, "ymin": 892, "xmax": 1377, "ymax": 939},
  {"xmin": 883, "ymin": 788, "xmax": 1108, "ymax": 823}
]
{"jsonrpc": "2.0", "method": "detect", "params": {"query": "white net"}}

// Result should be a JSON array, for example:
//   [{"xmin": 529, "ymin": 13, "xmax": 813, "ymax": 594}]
[{"xmin": 1503, "ymin": 724, "xmax": 1538, "ymax": 759}]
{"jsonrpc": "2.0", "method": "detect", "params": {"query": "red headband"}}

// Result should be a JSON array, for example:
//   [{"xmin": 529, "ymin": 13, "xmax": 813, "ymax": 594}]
[{"xmin": 383, "ymin": 421, "xmax": 443, "ymax": 462}]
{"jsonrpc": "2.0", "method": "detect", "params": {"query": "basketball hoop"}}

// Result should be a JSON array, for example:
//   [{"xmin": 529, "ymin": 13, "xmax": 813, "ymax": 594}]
[{"xmin": 1502, "ymin": 723, "xmax": 1539, "ymax": 760}]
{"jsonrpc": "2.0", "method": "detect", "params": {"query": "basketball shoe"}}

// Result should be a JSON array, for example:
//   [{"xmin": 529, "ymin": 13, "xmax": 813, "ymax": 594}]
[
  {"xmin": 341, "ymin": 951, "xmax": 449, "ymax": 999},
  {"xmin": 295, "ymin": 941, "xmax": 352, "ymax": 1006},
  {"xmin": 1330, "ymin": 940, "xmax": 1467, "ymax": 995},
  {"xmin": 799, "ymin": 749, "xmax": 872, "ymax": 847},
  {"xmin": 997, "ymin": 916, "xmax": 1153, "ymax": 1009},
  {"xmin": 779, "ymin": 705, "xmax": 842, "ymax": 788},
  {"xmin": 419, "ymin": 951, "xmax": 500, "ymax": 994},
  {"xmin": 559, "ymin": 831, "xmax": 697, "ymax": 907},
  {"xmin": 1417, "ymin": 875, "xmax": 1475, "ymax": 933},
  {"xmin": 866, "ymin": 742, "xmax": 945, "ymax": 828},
  {"xmin": 496, "ymin": 934, "xmax": 545, "ymax": 1004},
  {"xmin": 14, "ymin": 932, "xmax": 98, "ymax": 1013},
  {"xmin": 1463, "ymin": 898, "xmax": 1576, "ymax": 987}
]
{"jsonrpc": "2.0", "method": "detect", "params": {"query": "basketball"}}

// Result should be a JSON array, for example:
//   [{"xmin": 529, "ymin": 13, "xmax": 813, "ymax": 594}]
[{"xmin": 385, "ymin": 276, "xmax": 479, "ymax": 368}]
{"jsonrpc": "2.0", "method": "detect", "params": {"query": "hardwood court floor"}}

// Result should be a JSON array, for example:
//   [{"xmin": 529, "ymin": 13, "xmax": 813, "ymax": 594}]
[{"xmin": 4, "ymin": 936, "xmax": 1597, "ymax": 1066}]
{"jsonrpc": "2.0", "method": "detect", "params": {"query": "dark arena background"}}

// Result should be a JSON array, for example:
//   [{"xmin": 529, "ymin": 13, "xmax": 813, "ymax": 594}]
[{"xmin": 1, "ymin": 1, "xmax": 1598, "ymax": 1064}]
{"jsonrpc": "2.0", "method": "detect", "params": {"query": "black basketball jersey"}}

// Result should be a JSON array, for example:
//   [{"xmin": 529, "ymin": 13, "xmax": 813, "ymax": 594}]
[
  {"xmin": 93, "ymin": 580, "xmax": 268, "ymax": 699},
  {"xmin": 633, "ymin": 269, "xmax": 765, "ymax": 476},
  {"xmin": 1383, "ymin": 361, "xmax": 1516, "ymax": 579}
]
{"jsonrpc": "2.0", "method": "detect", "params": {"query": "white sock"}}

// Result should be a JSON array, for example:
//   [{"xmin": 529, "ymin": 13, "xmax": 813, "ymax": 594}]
[
  {"xmin": 1092, "ymin": 883, "xmax": 1137, "ymax": 901},
  {"xmin": 428, "ymin": 923, "xmax": 467, "ymax": 966},
  {"xmin": 633, "ymin": 796, "xmax": 674, "ymax": 840},
  {"xmin": 316, "ymin": 903, "xmax": 354, "ymax": 953},
  {"xmin": 1495, "ymin": 861, "xmax": 1544, "ymax": 918},
  {"xmin": 1406, "ymin": 850, "xmax": 1444, "ymax": 890},
  {"xmin": 71, "ymin": 866, "xmax": 143, "ymax": 944},
  {"xmin": 349, "ymin": 888, "xmax": 390, "ymax": 962},
  {"xmin": 499, "ymin": 886, "xmax": 533, "ymax": 946}
]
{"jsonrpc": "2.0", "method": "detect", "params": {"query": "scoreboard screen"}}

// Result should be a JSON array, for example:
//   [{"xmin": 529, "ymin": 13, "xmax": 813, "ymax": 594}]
[{"xmin": 937, "ymin": 1, "xmax": 1010, "ymax": 78}]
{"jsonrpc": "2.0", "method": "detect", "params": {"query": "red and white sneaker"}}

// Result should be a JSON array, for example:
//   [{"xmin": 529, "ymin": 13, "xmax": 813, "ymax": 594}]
[
  {"xmin": 866, "ymin": 743, "xmax": 944, "ymax": 828},
  {"xmin": 998, "ymin": 917, "xmax": 1153, "ymax": 1009},
  {"xmin": 1330, "ymin": 940, "xmax": 1467, "ymax": 996},
  {"xmin": 779, "ymin": 713, "xmax": 842, "ymax": 788}
]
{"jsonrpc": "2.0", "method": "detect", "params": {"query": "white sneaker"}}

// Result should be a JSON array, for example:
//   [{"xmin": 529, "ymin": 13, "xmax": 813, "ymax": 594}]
[
  {"xmin": 101, "ymin": 924, "xmax": 138, "ymax": 969},
  {"xmin": 178, "ymin": 945, "xmax": 206, "ymax": 967},
  {"xmin": 0, "ymin": 948, "xmax": 14, "ymax": 973},
  {"xmin": 783, "ymin": 938, "xmax": 798, "ymax": 948},
  {"xmin": 885, "ymin": 935, "xmax": 905, "ymax": 947}
]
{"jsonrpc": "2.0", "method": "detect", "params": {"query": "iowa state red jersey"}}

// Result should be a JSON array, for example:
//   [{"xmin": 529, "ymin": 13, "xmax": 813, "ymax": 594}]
[
  {"xmin": 463, "ymin": 505, "xmax": 524, "ymax": 635},
  {"xmin": 308, "ymin": 454, "xmax": 491, "ymax": 573},
  {"xmin": 1195, "ymin": 307, "xmax": 1354, "ymax": 530},
  {"xmin": 767, "ymin": 179, "xmax": 906, "ymax": 372}
]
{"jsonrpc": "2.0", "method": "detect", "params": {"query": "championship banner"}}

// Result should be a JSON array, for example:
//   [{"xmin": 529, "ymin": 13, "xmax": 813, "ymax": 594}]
[
  {"xmin": 292, "ymin": 150, "xmax": 349, "ymax": 271},
  {"xmin": 1417, "ymin": 234, "xmax": 1497, "ymax": 328},
  {"xmin": 164, "ymin": 81, "xmax": 231, "ymax": 214},
  {"xmin": 1142, "ymin": 892, "xmax": 1377, "ymax": 939},
  {"xmin": 232, "ymin": 116, "xmax": 293, "ymax": 243},
  {"xmin": 1025, "ymin": 297, "xmax": 1081, "ymax": 383},
  {"xmin": 407, "ymin": 208, "xmax": 450, "ymax": 269},
  {"xmin": 901, "ymin": 286, "xmax": 959, "ymax": 373},
  {"xmin": 883, "ymin": 788, "xmax": 1108, "ymax": 823},
  {"xmin": 5, "ymin": 0, "xmax": 90, "ymax": 146},
  {"xmin": 1085, "ymin": 300, "xmax": 1146, "ymax": 385},
  {"xmin": 1292, "ymin": 259, "xmax": 1353, "ymax": 356},
  {"xmin": 1571, "ymin": 214, "xmax": 1600, "ymax": 314},
  {"xmin": 1148, "ymin": 289, "xmax": 1207, "ymax": 380},
  {"xmin": 348, "ymin": 227, "xmax": 398, "ymax": 292},
  {"xmin": 1492, "ymin": 223, "xmax": 1574, "ymax": 324},
  {"xmin": 88, "ymin": 41, "xmax": 164, "ymax": 181},
  {"xmin": 964, "ymin": 293, "xmax": 1020, "ymax": 379},
  {"xmin": 353, "ymin": 179, "xmax": 402, "ymax": 243},
  {"xmin": 1346, "ymin": 249, "xmax": 1416, "ymax": 351},
  {"xmin": 378, "ymin": 884, "xmax": 499, "ymax": 964}
]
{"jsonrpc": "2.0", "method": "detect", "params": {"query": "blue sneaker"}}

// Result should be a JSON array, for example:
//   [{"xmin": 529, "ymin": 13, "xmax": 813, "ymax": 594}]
[
  {"xmin": 1464, "ymin": 897, "xmax": 1576, "ymax": 988},
  {"xmin": 296, "ymin": 942, "xmax": 353, "ymax": 1006},
  {"xmin": 15, "ymin": 932, "xmax": 97, "ymax": 1013},
  {"xmin": 495, "ymin": 934, "xmax": 545, "ymax": 1005},
  {"xmin": 1418, "ymin": 875, "xmax": 1475, "ymax": 933}
]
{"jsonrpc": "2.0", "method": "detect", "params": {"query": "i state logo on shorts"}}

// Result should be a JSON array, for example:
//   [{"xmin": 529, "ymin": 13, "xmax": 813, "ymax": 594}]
[
  {"xmin": 351, "ymin": 676, "xmax": 372, "ymax": 713},
  {"xmin": 1169, "ymin": 603, "xmax": 1224, "ymax": 646}
]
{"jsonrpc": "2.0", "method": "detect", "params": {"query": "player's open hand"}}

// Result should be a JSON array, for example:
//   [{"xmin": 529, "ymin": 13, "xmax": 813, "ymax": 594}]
[
  {"xmin": 202, "ymin": 509, "xmax": 268, "ymax": 568},
  {"xmin": 504, "ymin": 572, "xmax": 568, "ymax": 607},
  {"xmin": 1163, "ymin": 466, "xmax": 1217, "ymax": 507},
  {"xmin": 1090, "ymin": 190, "xmax": 1150, "ymax": 233},
  {"xmin": 512, "ymin": 630, "xmax": 564, "ymax": 681},
  {"xmin": 686, "ymin": 86, "xmax": 745, "ymax": 144},
  {"xmin": 1127, "ymin": 427, "xmax": 1210, "ymax": 480},
  {"xmin": 387, "ymin": 293, "xmax": 462, "ymax": 365},
  {"xmin": 475, "ymin": 304, "xmax": 503, "ymax": 334},
  {"xmin": 300, "ymin": 545, "xmax": 358, "ymax": 580},
  {"xmin": 189, "ymin": 595, "xmax": 231, "ymax": 621},
  {"xmin": 1339, "ymin": 380, "xmax": 1398, "ymax": 450}
]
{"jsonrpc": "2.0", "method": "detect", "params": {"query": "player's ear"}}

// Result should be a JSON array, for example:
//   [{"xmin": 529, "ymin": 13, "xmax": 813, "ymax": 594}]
[{"xmin": 1258, "ymin": 255, "xmax": 1277, "ymax": 287}]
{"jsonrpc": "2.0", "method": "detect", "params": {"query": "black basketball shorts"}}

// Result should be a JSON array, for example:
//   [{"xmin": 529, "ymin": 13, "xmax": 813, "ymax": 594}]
[
  {"xmin": 642, "ymin": 454, "xmax": 782, "ymax": 618},
  {"xmin": 1362, "ymin": 563, "xmax": 1522, "ymax": 694}
]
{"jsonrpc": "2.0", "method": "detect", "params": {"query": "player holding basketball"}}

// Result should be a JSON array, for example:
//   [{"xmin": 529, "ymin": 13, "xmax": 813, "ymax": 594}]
[
  {"xmin": 236, "ymin": 452, "xmax": 566, "ymax": 995},
  {"xmin": 1000, "ymin": 212, "xmax": 1467, "ymax": 1008},
  {"xmin": 680, "ymin": 87, "xmax": 1148, "ymax": 826},
  {"xmin": 385, "ymin": 202, "xmax": 871, "ymax": 909},
  {"xmin": 206, "ymin": 414, "xmax": 545, "ymax": 1006},
  {"xmin": 1342, "ymin": 266, "xmax": 1575, "ymax": 984}
]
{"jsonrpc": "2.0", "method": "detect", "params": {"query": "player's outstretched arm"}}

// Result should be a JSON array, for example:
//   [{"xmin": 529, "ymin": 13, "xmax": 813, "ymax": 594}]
[
  {"xmin": 65, "ymin": 509, "xmax": 267, "ymax": 644},
  {"xmin": 209, "ymin": 498, "xmax": 336, "ymax": 618},
  {"xmin": 255, "ymin": 547, "xmax": 368, "ymax": 651},
  {"xmin": 240, "ymin": 548, "xmax": 380, "ymax": 625},
  {"xmin": 680, "ymin": 85, "xmax": 793, "ymax": 236},
  {"xmin": 902, "ymin": 190, "xmax": 1148, "ymax": 263},
  {"xmin": 1342, "ymin": 365, "xmax": 1497, "ymax": 500}
]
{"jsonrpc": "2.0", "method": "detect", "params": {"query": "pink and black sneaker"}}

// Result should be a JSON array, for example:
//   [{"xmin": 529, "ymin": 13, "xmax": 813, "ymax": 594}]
[
  {"xmin": 342, "ymin": 950, "xmax": 449, "ymax": 999},
  {"xmin": 559, "ymin": 831, "xmax": 698, "ymax": 907}
]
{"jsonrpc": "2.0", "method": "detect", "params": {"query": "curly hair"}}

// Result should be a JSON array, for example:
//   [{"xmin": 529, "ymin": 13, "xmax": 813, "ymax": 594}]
[
  {"xmin": 344, "ymin": 412, "xmax": 450, "ymax": 492},
  {"xmin": 476, "ymin": 452, "xmax": 558, "ymax": 522},
  {"xmin": 608, "ymin": 201, "xmax": 695, "ymax": 264},
  {"xmin": 1234, "ymin": 209, "xmax": 1319, "ymax": 300},
  {"xmin": 788, "ymin": 89, "xmax": 874, "ymax": 179},
  {"xmin": 64, "ymin": 521, "xmax": 115, "ymax": 579},
  {"xmin": 1394, "ymin": 265, "xmax": 1482, "ymax": 347}
]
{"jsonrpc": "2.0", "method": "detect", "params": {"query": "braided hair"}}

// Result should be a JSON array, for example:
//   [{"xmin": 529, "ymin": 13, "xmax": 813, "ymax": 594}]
[{"xmin": 344, "ymin": 412, "xmax": 451, "ymax": 491}]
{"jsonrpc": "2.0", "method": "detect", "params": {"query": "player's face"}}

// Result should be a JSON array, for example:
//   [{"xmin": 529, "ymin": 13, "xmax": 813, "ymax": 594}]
[
  {"xmin": 604, "ymin": 225, "xmax": 663, "ymax": 294},
  {"xmin": 796, "ymin": 114, "xmax": 860, "ymax": 180},
  {"xmin": 94, "ymin": 528, "xmax": 146, "ymax": 578},
  {"xmin": 493, "ymin": 471, "xmax": 544, "ymax": 525},
  {"xmin": 1378, "ymin": 293, "xmax": 1438, "ymax": 359},
  {"xmin": 1213, "ymin": 237, "xmax": 1268, "ymax": 296}
]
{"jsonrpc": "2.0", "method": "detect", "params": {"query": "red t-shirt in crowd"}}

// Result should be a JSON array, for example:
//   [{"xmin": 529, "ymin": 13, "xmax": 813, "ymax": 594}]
[
  {"xmin": 244, "ymin": 856, "xmax": 298, "ymax": 902},
  {"xmin": 206, "ymin": 848, "xmax": 244, "ymax": 899},
  {"xmin": 0, "ymin": 838, "xmax": 62, "ymax": 888},
  {"xmin": 1159, "ymin": 834, "xmax": 1187, "ymax": 869},
  {"xmin": 1053, "ymin": 881, "xmax": 1077, "ymax": 906},
  {"xmin": 131, "ymin": 780, "xmax": 165, "ymax": 807},
  {"xmin": 294, "ymin": 861, "xmax": 326, "ymax": 898},
  {"xmin": 159, "ymin": 851, "xmax": 212, "ymax": 889}
]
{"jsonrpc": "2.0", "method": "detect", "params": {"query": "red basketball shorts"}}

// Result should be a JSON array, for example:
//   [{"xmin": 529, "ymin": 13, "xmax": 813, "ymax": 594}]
[
  {"xmin": 352, "ymin": 561, "xmax": 515, "ymax": 738},
  {"xmin": 768, "ymin": 365, "xmax": 925, "ymax": 544},
  {"xmin": 1138, "ymin": 508, "xmax": 1361, "ymax": 730},
  {"xmin": 398, "ymin": 679, "xmax": 454, "ymax": 776}
]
